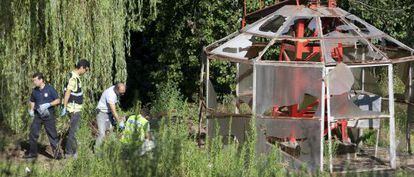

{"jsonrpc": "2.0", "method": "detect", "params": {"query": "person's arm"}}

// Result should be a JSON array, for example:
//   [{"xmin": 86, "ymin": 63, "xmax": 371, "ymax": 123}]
[
  {"xmin": 63, "ymin": 78, "xmax": 75, "ymax": 108},
  {"xmin": 30, "ymin": 101, "xmax": 35, "ymax": 111},
  {"xmin": 107, "ymin": 92, "xmax": 121, "ymax": 122},
  {"xmin": 109, "ymin": 103, "xmax": 121, "ymax": 122},
  {"xmin": 50, "ymin": 86, "xmax": 61, "ymax": 106},
  {"xmin": 29, "ymin": 92, "xmax": 35, "ymax": 111},
  {"xmin": 29, "ymin": 92, "xmax": 35, "ymax": 117},
  {"xmin": 63, "ymin": 88, "xmax": 71, "ymax": 108},
  {"xmin": 145, "ymin": 122, "xmax": 151, "ymax": 140},
  {"xmin": 51, "ymin": 98, "xmax": 61, "ymax": 106}
]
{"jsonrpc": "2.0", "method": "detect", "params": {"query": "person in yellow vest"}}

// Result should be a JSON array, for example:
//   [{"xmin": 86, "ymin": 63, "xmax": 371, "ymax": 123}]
[
  {"xmin": 120, "ymin": 114, "xmax": 154, "ymax": 156},
  {"xmin": 61, "ymin": 59, "xmax": 90, "ymax": 159}
]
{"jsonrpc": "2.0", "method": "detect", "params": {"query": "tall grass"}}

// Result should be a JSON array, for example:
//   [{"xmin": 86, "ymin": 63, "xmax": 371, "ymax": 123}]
[
  {"xmin": 0, "ymin": 81, "xmax": 289, "ymax": 177},
  {"xmin": 2, "ymin": 80, "xmax": 412, "ymax": 177}
]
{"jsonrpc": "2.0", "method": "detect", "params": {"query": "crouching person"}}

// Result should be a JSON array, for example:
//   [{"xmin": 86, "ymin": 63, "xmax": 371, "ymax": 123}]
[
  {"xmin": 94, "ymin": 83, "xmax": 126, "ymax": 150},
  {"xmin": 120, "ymin": 114, "xmax": 155, "ymax": 156}
]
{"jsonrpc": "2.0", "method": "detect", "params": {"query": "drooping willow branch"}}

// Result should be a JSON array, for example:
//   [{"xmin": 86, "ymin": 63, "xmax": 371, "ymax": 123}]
[{"xmin": 0, "ymin": 0, "xmax": 157, "ymax": 132}]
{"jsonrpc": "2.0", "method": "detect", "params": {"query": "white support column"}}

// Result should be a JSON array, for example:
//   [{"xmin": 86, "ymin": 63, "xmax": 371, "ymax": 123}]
[
  {"xmin": 326, "ymin": 68, "xmax": 333, "ymax": 173},
  {"xmin": 409, "ymin": 62, "xmax": 412, "ymax": 100},
  {"xmin": 361, "ymin": 68, "xmax": 365, "ymax": 92},
  {"xmin": 206, "ymin": 58, "xmax": 210, "ymax": 135},
  {"xmin": 375, "ymin": 128, "xmax": 380, "ymax": 157},
  {"xmin": 388, "ymin": 64, "xmax": 396, "ymax": 169},
  {"xmin": 360, "ymin": 67, "xmax": 366, "ymax": 147},
  {"xmin": 235, "ymin": 63, "xmax": 240, "ymax": 114},
  {"xmin": 206, "ymin": 58, "xmax": 210, "ymax": 109},
  {"xmin": 320, "ymin": 67, "xmax": 326, "ymax": 172},
  {"xmin": 408, "ymin": 62, "xmax": 413, "ymax": 153},
  {"xmin": 252, "ymin": 62, "xmax": 257, "ymax": 115}
]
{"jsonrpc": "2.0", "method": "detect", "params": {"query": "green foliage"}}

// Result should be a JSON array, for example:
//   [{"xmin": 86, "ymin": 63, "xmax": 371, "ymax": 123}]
[
  {"xmin": 150, "ymin": 80, "xmax": 185, "ymax": 117},
  {"xmin": 0, "ymin": 79, "xmax": 292, "ymax": 177},
  {"xmin": 341, "ymin": 0, "xmax": 414, "ymax": 46},
  {"xmin": 0, "ymin": 0, "xmax": 158, "ymax": 132},
  {"xmin": 210, "ymin": 61, "xmax": 237, "ymax": 98},
  {"xmin": 134, "ymin": 0, "xmax": 242, "ymax": 99},
  {"xmin": 131, "ymin": 0, "xmax": 414, "ymax": 103},
  {"xmin": 246, "ymin": 0, "xmax": 278, "ymax": 12}
]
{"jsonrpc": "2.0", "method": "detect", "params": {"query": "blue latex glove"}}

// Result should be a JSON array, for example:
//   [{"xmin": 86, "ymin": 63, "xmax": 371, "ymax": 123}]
[
  {"xmin": 39, "ymin": 103, "xmax": 51, "ymax": 112},
  {"xmin": 60, "ymin": 107, "xmax": 67, "ymax": 117},
  {"xmin": 28, "ymin": 109, "xmax": 34, "ymax": 117},
  {"xmin": 119, "ymin": 121, "xmax": 125, "ymax": 130}
]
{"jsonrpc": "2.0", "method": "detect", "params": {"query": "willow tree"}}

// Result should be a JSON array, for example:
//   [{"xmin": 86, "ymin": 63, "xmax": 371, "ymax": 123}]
[{"xmin": 0, "ymin": 0, "xmax": 157, "ymax": 132}]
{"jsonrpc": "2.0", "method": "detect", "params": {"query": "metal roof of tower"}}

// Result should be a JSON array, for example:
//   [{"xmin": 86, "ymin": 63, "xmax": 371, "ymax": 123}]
[{"xmin": 205, "ymin": 3, "xmax": 414, "ymax": 66}]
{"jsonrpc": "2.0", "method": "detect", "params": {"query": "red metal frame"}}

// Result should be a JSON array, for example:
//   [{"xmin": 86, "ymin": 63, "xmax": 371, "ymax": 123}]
[{"xmin": 244, "ymin": 0, "xmax": 349, "ymax": 144}]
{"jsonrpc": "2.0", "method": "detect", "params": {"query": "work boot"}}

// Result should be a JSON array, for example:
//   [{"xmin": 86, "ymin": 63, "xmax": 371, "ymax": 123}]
[
  {"xmin": 53, "ymin": 150, "xmax": 63, "ymax": 160},
  {"xmin": 65, "ymin": 153, "xmax": 78, "ymax": 159},
  {"xmin": 23, "ymin": 153, "xmax": 37, "ymax": 160}
]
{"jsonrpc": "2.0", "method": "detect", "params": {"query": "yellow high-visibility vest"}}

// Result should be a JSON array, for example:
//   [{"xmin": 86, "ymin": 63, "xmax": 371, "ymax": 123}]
[{"xmin": 120, "ymin": 114, "xmax": 149, "ymax": 145}]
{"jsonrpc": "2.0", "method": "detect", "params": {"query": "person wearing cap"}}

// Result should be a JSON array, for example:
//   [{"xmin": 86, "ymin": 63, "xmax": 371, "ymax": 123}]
[
  {"xmin": 24, "ymin": 72, "xmax": 61, "ymax": 160},
  {"xmin": 61, "ymin": 59, "xmax": 90, "ymax": 158}
]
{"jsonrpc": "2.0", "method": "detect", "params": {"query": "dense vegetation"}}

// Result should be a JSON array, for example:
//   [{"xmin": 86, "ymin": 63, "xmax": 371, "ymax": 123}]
[
  {"xmin": 1, "ymin": 0, "xmax": 413, "ymax": 132},
  {"xmin": 1, "ymin": 0, "xmax": 414, "ymax": 176},
  {"xmin": 0, "ymin": 81, "xmax": 295, "ymax": 177},
  {"xmin": 0, "ymin": 0, "xmax": 157, "ymax": 132}
]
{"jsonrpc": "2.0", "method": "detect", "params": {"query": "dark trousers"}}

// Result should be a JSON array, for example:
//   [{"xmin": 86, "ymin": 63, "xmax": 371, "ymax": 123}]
[
  {"xmin": 65, "ymin": 112, "xmax": 81, "ymax": 155},
  {"xmin": 28, "ymin": 111, "xmax": 59, "ymax": 155}
]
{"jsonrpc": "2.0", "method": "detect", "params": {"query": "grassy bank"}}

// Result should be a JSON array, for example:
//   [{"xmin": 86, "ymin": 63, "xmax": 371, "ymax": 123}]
[{"xmin": 1, "ymin": 82, "xmax": 413, "ymax": 177}]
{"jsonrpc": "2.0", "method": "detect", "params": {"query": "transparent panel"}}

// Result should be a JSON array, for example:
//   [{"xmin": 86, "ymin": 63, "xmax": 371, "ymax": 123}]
[
  {"xmin": 207, "ymin": 79, "xmax": 218, "ymax": 110},
  {"xmin": 395, "ymin": 62, "xmax": 410, "ymax": 91},
  {"xmin": 279, "ymin": 17, "xmax": 318, "ymax": 38},
  {"xmin": 343, "ymin": 15, "xmax": 384, "ymax": 37},
  {"xmin": 316, "ymin": 7, "xmax": 349, "ymax": 17},
  {"xmin": 348, "ymin": 92, "xmax": 381, "ymax": 128},
  {"xmin": 329, "ymin": 93, "xmax": 383, "ymax": 120},
  {"xmin": 323, "ymin": 38, "xmax": 385, "ymax": 64},
  {"xmin": 246, "ymin": 15, "xmax": 288, "ymax": 38},
  {"xmin": 325, "ymin": 63, "xmax": 354, "ymax": 95},
  {"xmin": 371, "ymin": 36, "xmax": 414, "ymax": 60},
  {"xmin": 256, "ymin": 118, "xmax": 322, "ymax": 170},
  {"xmin": 261, "ymin": 40, "xmax": 323, "ymax": 62},
  {"xmin": 321, "ymin": 17, "xmax": 360, "ymax": 38},
  {"xmin": 259, "ymin": 15, "xmax": 286, "ymax": 33},
  {"xmin": 255, "ymin": 64, "xmax": 323, "ymax": 115},
  {"xmin": 210, "ymin": 33, "xmax": 270, "ymax": 60},
  {"xmin": 314, "ymin": 66, "xmax": 387, "ymax": 119},
  {"xmin": 351, "ymin": 67, "xmax": 383, "ymax": 95},
  {"xmin": 237, "ymin": 63, "xmax": 253, "ymax": 105},
  {"xmin": 295, "ymin": 7, "xmax": 322, "ymax": 16},
  {"xmin": 333, "ymin": 7, "xmax": 351, "ymax": 17},
  {"xmin": 276, "ymin": 5, "xmax": 303, "ymax": 17}
]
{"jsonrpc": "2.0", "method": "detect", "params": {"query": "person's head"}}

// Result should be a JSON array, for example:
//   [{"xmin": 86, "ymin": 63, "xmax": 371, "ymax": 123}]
[
  {"xmin": 114, "ymin": 83, "xmax": 126, "ymax": 96},
  {"xmin": 140, "ymin": 107, "xmax": 151, "ymax": 119},
  {"xmin": 125, "ymin": 108, "xmax": 150, "ymax": 122},
  {"xmin": 75, "ymin": 59, "xmax": 90, "ymax": 75},
  {"xmin": 32, "ymin": 72, "xmax": 45, "ymax": 87}
]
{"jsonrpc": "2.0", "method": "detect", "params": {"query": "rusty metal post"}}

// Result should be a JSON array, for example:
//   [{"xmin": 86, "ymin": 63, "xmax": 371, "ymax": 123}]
[
  {"xmin": 242, "ymin": 0, "xmax": 247, "ymax": 28},
  {"xmin": 328, "ymin": 0, "xmax": 336, "ymax": 8},
  {"xmin": 295, "ymin": 19, "xmax": 306, "ymax": 60}
]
